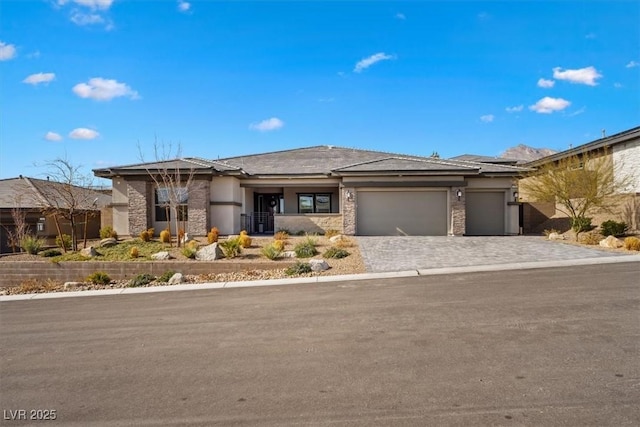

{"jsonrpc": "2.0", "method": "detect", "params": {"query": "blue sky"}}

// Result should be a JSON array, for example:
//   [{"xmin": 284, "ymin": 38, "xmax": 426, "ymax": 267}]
[{"xmin": 1, "ymin": 1, "xmax": 639, "ymax": 184}]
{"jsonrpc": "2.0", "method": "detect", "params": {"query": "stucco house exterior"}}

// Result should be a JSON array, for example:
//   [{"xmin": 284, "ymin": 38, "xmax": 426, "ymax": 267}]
[
  {"xmin": 520, "ymin": 126, "xmax": 640, "ymax": 232},
  {"xmin": 93, "ymin": 146, "xmax": 528, "ymax": 237}
]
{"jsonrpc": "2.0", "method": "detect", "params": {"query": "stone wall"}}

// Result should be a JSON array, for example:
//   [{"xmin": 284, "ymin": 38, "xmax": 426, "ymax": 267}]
[
  {"xmin": 274, "ymin": 214, "xmax": 343, "ymax": 234},
  {"xmin": 450, "ymin": 188, "xmax": 465, "ymax": 236},
  {"xmin": 188, "ymin": 180, "xmax": 210, "ymax": 235},
  {"xmin": 342, "ymin": 187, "xmax": 356, "ymax": 235},
  {"xmin": 127, "ymin": 180, "xmax": 151, "ymax": 237}
]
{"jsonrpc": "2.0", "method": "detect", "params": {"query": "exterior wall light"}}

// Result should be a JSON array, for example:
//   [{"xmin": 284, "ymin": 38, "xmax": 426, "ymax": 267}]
[
  {"xmin": 513, "ymin": 191, "xmax": 519, "ymax": 202},
  {"xmin": 345, "ymin": 190, "xmax": 354, "ymax": 202},
  {"xmin": 456, "ymin": 189, "xmax": 463, "ymax": 201}
]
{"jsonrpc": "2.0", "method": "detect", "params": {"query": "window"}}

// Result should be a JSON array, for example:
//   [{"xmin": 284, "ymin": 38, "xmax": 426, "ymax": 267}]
[
  {"xmin": 298, "ymin": 193, "xmax": 332, "ymax": 213},
  {"xmin": 155, "ymin": 187, "xmax": 188, "ymax": 221}
]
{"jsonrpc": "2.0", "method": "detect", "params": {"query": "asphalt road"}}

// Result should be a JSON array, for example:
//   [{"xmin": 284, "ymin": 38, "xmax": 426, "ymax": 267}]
[{"xmin": 1, "ymin": 263, "xmax": 639, "ymax": 426}]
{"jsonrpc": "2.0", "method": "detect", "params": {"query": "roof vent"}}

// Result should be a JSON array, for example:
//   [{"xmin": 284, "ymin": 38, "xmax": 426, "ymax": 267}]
[{"xmin": 327, "ymin": 145, "xmax": 334, "ymax": 149}]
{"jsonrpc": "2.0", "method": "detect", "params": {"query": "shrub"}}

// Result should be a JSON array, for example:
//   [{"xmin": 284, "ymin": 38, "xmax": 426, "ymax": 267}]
[
  {"xmin": 160, "ymin": 229, "xmax": 171, "ymax": 243},
  {"xmin": 99, "ymin": 226, "xmax": 118, "ymax": 239},
  {"xmin": 56, "ymin": 233, "xmax": 72, "ymax": 250},
  {"xmin": 543, "ymin": 228, "xmax": 559, "ymax": 237},
  {"xmin": 273, "ymin": 239, "xmax": 286, "ymax": 251},
  {"xmin": 294, "ymin": 240, "xmax": 318, "ymax": 258},
  {"xmin": 623, "ymin": 236, "xmax": 640, "ymax": 251},
  {"xmin": 178, "ymin": 228, "xmax": 185, "ymax": 243},
  {"xmin": 274, "ymin": 230, "xmax": 289, "ymax": 241},
  {"xmin": 139, "ymin": 228, "xmax": 154, "ymax": 242},
  {"xmin": 86, "ymin": 271, "xmax": 111, "ymax": 285},
  {"xmin": 21, "ymin": 235, "xmax": 44, "ymax": 255},
  {"xmin": 41, "ymin": 248, "xmax": 62, "ymax": 258},
  {"xmin": 207, "ymin": 227, "xmax": 219, "ymax": 244},
  {"xmin": 286, "ymin": 261, "xmax": 312, "ymax": 276},
  {"xmin": 240, "ymin": 229, "xmax": 248, "ymax": 235},
  {"xmin": 333, "ymin": 236, "xmax": 355, "ymax": 248},
  {"xmin": 571, "ymin": 217, "xmax": 593, "ymax": 233},
  {"xmin": 130, "ymin": 246, "xmax": 139, "ymax": 258},
  {"xmin": 181, "ymin": 242, "xmax": 198, "ymax": 259},
  {"xmin": 129, "ymin": 273, "xmax": 155, "ymax": 287},
  {"xmin": 219, "ymin": 237, "xmax": 242, "ymax": 258},
  {"xmin": 600, "ymin": 220, "xmax": 628, "ymax": 237},
  {"xmin": 261, "ymin": 244, "xmax": 283, "ymax": 260},
  {"xmin": 579, "ymin": 231, "xmax": 602, "ymax": 246},
  {"xmin": 239, "ymin": 233, "xmax": 252, "ymax": 248},
  {"xmin": 323, "ymin": 247, "xmax": 350, "ymax": 259},
  {"xmin": 157, "ymin": 270, "xmax": 176, "ymax": 283},
  {"xmin": 324, "ymin": 229, "xmax": 340, "ymax": 239}
]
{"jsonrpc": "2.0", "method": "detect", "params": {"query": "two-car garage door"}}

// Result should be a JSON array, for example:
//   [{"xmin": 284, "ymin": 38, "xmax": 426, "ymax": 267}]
[{"xmin": 356, "ymin": 190, "xmax": 448, "ymax": 236}]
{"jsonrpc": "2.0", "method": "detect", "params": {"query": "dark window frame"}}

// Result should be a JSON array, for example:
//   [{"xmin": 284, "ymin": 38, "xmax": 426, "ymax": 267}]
[
  {"xmin": 155, "ymin": 187, "xmax": 188, "ymax": 222},
  {"xmin": 297, "ymin": 193, "xmax": 332, "ymax": 214}
]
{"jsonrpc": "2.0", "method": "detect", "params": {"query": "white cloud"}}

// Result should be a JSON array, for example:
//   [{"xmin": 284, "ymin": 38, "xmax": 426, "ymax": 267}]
[
  {"xmin": 537, "ymin": 78, "xmax": 555, "ymax": 88},
  {"xmin": 73, "ymin": 77, "xmax": 139, "ymax": 101},
  {"xmin": 45, "ymin": 132, "xmax": 63, "ymax": 141},
  {"xmin": 395, "ymin": 13, "xmax": 406, "ymax": 20},
  {"xmin": 178, "ymin": 1, "xmax": 191, "ymax": 12},
  {"xmin": 568, "ymin": 107, "xmax": 586, "ymax": 117},
  {"xmin": 65, "ymin": 0, "xmax": 113, "ymax": 10},
  {"xmin": 71, "ymin": 12, "xmax": 104, "ymax": 25},
  {"xmin": 480, "ymin": 114, "xmax": 494, "ymax": 123},
  {"xmin": 249, "ymin": 117, "xmax": 284, "ymax": 132},
  {"xmin": 529, "ymin": 96, "xmax": 571, "ymax": 114},
  {"xmin": 505, "ymin": 105, "xmax": 523, "ymax": 113},
  {"xmin": 552, "ymin": 66, "xmax": 602, "ymax": 86},
  {"xmin": 0, "ymin": 41, "xmax": 17, "ymax": 61},
  {"xmin": 354, "ymin": 52, "xmax": 395, "ymax": 73},
  {"xmin": 614, "ymin": 82, "xmax": 623, "ymax": 89},
  {"xmin": 626, "ymin": 60, "xmax": 639, "ymax": 68},
  {"xmin": 23, "ymin": 72, "xmax": 56, "ymax": 85},
  {"xmin": 69, "ymin": 128, "xmax": 99, "ymax": 139}
]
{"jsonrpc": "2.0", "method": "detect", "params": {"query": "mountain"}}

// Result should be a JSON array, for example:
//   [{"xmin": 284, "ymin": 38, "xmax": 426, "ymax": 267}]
[{"xmin": 501, "ymin": 144, "xmax": 557, "ymax": 162}]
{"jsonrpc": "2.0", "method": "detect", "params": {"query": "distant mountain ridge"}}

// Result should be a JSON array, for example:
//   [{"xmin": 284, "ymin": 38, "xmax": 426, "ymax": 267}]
[{"xmin": 501, "ymin": 144, "xmax": 557, "ymax": 162}]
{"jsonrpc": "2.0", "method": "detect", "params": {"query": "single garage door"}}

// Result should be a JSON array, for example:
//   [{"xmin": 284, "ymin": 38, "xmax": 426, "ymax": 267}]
[
  {"xmin": 465, "ymin": 191, "xmax": 505, "ymax": 235},
  {"xmin": 357, "ymin": 190, "xmax": 447, "ymax": 235}
]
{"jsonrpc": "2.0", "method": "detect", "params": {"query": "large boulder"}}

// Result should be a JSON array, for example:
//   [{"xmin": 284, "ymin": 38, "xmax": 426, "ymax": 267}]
[
  {"xmin": 168, "ymin": 273, "xmax": 184, "ymax": 285},
  {"xmin": 80, "ymin": 246, "xmax": 98, "ymax": 258},
  {"xmin": 99, "ymin": 237, "xmax": 118, "ymax": 247},
  {"xmin": 195, "ymin": 243, "xmax": 224, "ymax": 261},
  {"xmin": 151, "ymin": 251, "xmax": 173, "ymax": 260},
  {"xmin": 309, "ymin": 259, "xmax": 329, "ymax": 272},
  {"xmin": 599, "ymin": 235, "xmax": 623, "ymax": 248}
]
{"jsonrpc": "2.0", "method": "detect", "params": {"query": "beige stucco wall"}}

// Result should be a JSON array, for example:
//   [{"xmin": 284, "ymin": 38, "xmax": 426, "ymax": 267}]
[{"xmin": 210, "ymin": 177, "xmax": 243, "ymax": 235}]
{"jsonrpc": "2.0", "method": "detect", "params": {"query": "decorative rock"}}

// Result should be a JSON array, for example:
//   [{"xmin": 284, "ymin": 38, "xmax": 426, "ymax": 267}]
[
  {"xmin": 309, "ymin": 259, "xmax": 329, "ymax": 272},
  {"xmin": 195, "ymin": 243, "xmax": 224, "ymax": 261},
  {"xmin": 179, "ymin": 233, "xmax": 193, "ymax": 245},
  {"xmin": 329, "ymin": 234, "xmax": 345, "ymax": 243},
  {"xmin": 168, "ymin": 272, "xmax": 184, "ymax": 285},
  {"xmin": 599, "ymin": 235, "xmax": 623, "ymax": 248},
  {"xmin": 151, "ymin": 251, "xmax": 173, "ymax": 260},
  {"xmin": 281, "ymin": 251, "xmax": 297, "ymax": 258},
  {"xmin": 80, "ymin": 246, "xmax": 98, "ymax": 257},
  {"xmin": 63, "ymin": 281, "xmax": 82, "ymax": 290},
  {"xmin": 548, "ymin": 232, "xmax": 565, "ymax": 240},
  {"xmin": 99, "ymin": 237, "xmax": 118, "ymax": 247}
]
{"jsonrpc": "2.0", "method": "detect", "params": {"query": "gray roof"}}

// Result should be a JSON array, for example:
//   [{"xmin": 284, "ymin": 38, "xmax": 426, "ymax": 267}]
[
  {"xmin": 93, "ymin": 157, "xmax": 240, "ymax": 177},
  {"xmin": 332, "ymin": 157, "xmax": 479, "ymax": 173},
  {"xmin": 450, "ymin": 154, "xmax": 522, "ymax": 165},
  {"xmin": 0, "ymin": 177, "xmax": 109, "ymax": 210}
]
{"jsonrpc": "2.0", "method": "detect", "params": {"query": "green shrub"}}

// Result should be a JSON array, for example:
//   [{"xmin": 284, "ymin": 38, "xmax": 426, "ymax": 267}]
[
  {"xmin": 323, "ymin": 247, "xmax": 350, "ymax": 259},
  {"xmin": 600, "ymin": 220, "xmax": 628, "ymax": 237},
  {"xmin": 623, "ymin": 236, "xmax": 640, "ymax": 251},
  {"xmin": 99, "ymin": 226, "xmax": 117, "ymax": 239},
  {"xmin": 294, "ymin": 240, "xmax": 318, "ymax": 258},
  {"xmin": 261, "ymin": 244, "xmax": 282, "ymax": 260},
  {"xmin": 86, "ymin": 271, "xmax": 111, "ymax": 285},
  {"xmin": 571, "ymin": 217, "xmax": 593, "ymax": 233},
  {"xmin": 157, "ymin": 270, "xmax": 176, "ymax": 283},
  {"xmin": 181, "ymin": 245, "xmax": 197, "ymax": 259},
  {"xmin": 579, "ymin": 231, "xmax": 602, "ymax": 246},
  {"xmin": 285, "ymin": 261, "xmax": 312, "ymax": 276},
  {"xmin": 219, "ymin": 237, "xmax": 242, "ymax": 258},
  {"xmin": 41, "ymin": 248, "xmax": 62, "ymax": 257},
  {"xmin": 21, "ymin": 235, "xmax": 44, "ymax": 255},
  {"xmin": 56, "ymin": 233, "xmax": 72, "ymax": 250},
  {"xmin": 129, "ymin": 273, "xmax": 155, "ymax": 287}
]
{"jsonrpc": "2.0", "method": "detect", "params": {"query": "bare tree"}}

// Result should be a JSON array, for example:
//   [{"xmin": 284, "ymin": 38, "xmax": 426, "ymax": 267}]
[
  {"xmin": 3, "ymin": 203, "xmax": 30, "ymax": 253},
  {"xmin": 521, "ymin": 149, "xmax": 633, "ymax": 239},
  {"xmin": 138, "ymin": 138, "xmax": 196, "ymax": 247}
]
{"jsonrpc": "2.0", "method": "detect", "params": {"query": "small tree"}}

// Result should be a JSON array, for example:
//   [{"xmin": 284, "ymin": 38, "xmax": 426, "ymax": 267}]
[
  {"xmin": 521, "ymin": 149, "xmax": 633, "ymax": 240},
  {"xmin": 3, "ymin": 204, "xmax": 30, "ymax": 253}
]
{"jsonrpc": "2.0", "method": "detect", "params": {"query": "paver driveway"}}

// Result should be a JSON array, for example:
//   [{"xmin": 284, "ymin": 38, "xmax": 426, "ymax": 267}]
[{"xmin": 356, "ymin": 236, "xmax": 627, "ymax": 272}]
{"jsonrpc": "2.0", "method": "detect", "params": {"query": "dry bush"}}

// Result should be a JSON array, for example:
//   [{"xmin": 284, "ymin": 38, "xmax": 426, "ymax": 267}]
[
  {"xmin": 272, "ymin": 239, "xmax": 286, "ymax": 251},
  {"xmin": 623, "ymin": 236, "xmax": 640, "ymax": 251},
  {"xmin": 16, "ymin": 278, "xmax": 60, "ymax": 294},
  {"xmin": 207, "ymin": 227, "xmax": 219, "ymax": 244},
  {"xmin": 274, "ymin": 231, "xmax": 289, "ymax": 241},
  {"xmin": 334, "ymin": 236, "xmax": 355, "ymax": 248},
  {"xmin": 579, "ymin": 231, "xmax": 602, "ymax": 246}
]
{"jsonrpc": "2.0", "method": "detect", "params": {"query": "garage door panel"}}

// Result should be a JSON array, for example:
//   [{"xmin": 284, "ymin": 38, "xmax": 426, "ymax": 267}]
[
  {"xmin": 357, "ymin": 191, "xmax": 447, "ymax": 236},
  {"xmin": 465, "ymin": 192, "xmax": 505, "ymax": 235}
]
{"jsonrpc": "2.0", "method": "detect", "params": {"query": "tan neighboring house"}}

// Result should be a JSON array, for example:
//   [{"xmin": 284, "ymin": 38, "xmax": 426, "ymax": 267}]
[
  {"xmin": 94, "ymin": 146, "xmax": 528, "ymax": 238},
  {"xmin": 520, "ymin": 126, "xmax": 640, "ymax": 233},
  {"xmin": 0, "ymin": 176, "xmax": 110, "ymax": 253}
]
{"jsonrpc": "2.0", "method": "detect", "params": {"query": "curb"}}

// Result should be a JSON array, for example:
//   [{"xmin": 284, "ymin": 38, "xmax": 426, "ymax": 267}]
[{"xmin": 2, "ymin": 255, "xmax": 639, "ymax": 302}]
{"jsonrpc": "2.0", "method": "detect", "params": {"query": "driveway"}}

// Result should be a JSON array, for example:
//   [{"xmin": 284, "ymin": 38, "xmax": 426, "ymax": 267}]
[{"xmin": 356, "ymin": 235, "xmax": 628, "ymax": 272}]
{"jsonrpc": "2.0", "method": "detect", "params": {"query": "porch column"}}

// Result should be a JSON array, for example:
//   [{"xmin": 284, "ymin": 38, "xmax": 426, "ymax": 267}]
[
  {"xmin": 127, "ymin": 180, "xmax": 152, "ymax": 237},
  {"xmin": 188, "ymin": 179, "xmax": 210, "ymax": 236},
  {"xmin": 450, "ymin": 187, "xmax": 466, "ymax": 236},
  {"xmin": 342, "ymin": 187, "xmax": 356, "ymax": 235}
]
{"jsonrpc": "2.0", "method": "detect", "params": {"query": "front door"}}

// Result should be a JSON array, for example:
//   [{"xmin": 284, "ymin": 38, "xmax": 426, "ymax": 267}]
[{"xmin": 253, "ymin": 193, "xmax": 282, "ymax": 233}]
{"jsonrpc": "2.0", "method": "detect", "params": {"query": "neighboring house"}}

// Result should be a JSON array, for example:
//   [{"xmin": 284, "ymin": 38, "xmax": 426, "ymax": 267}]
[
  {"xmin": 94, "ymin": 146, "xmax": 528, "ymax": 237},
  {"xmin": 0, "ymin": 176, "xmax": 110, "ymax": 253},
  {"xmin": 520, "ymin": 126, "xmax": 640, "ymax": 232}
]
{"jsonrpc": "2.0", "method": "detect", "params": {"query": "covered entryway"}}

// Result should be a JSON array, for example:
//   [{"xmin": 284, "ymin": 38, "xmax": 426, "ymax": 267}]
[
  {"xmin": 356, "ymin": 190, "xmax": 447, "ymax": 236},
  {"xmin": 465, "ymin": 191, "xmax": 505, "ymax": 235}
]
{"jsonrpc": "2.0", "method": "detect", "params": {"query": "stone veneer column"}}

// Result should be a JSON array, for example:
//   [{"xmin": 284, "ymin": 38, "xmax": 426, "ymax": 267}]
[
  {"xmin": 127, "ymin": 180, "xmax": 151, "ymax": 237},
  {"xmin": 187, "ymin": 179, "xmax": 209, "ymax": 236},
  {"xmin": 450, "ymin": 187, "xmax": 466, "ymax": 236},
  {"xmin": 342, "ymin": 187, "xmax": 356, "ymax": 235}
]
